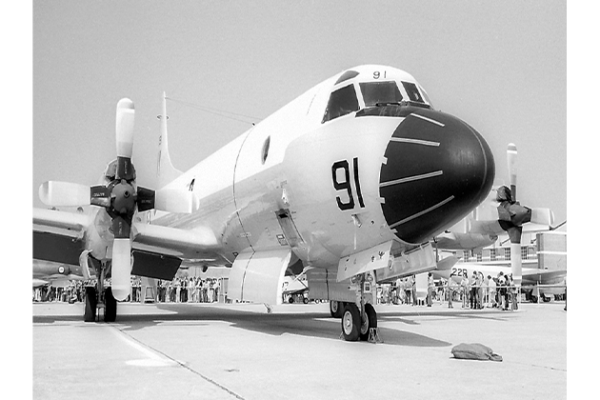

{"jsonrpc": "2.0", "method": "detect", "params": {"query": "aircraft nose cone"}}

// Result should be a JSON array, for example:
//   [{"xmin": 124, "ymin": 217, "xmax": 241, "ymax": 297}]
[{"xmin": 379, "ymin": 107, "xmax": 495, "ymax": 244}]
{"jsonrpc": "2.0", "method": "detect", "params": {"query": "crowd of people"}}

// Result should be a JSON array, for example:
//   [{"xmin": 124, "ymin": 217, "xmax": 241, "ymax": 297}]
[
  {"xmin": 380, "ymin": 271, "xmax": 521, "ymax": 311},
  {"xmin": 32, "ymin": 276, "xmax": 224, "ymax": 304},
  {"xmin": 155, "ymin": 277, "xmax": 222, "ymax": 303}
]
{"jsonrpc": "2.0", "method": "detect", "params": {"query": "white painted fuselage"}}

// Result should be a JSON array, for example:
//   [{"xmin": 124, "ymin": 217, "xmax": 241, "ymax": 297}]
[{"xmin": 150, "ymin": 65, "xmax": 495, "ymax": 270}]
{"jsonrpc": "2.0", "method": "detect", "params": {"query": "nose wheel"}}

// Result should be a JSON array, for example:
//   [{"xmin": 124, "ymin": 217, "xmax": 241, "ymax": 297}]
[{"xmin": 339, "ymin": 274, "xmax": 383, "ymax": 343}]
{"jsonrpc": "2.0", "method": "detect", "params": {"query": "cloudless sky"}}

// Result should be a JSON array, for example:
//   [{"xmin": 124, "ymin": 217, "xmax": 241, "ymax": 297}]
[{"xmin": 32, "ymin": 0, "xmax": 567, "ymax": 224}]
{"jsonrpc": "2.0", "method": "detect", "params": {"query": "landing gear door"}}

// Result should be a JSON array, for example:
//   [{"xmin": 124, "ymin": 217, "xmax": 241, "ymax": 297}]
[{"xmin": 228, "ymin": 248, "xmax": 292, "ymax": 305}]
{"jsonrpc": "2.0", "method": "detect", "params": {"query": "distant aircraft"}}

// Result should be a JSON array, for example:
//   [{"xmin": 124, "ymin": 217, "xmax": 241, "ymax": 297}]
[
  {"xmin": 34, "ymin": 65, "xmax": 495, "ymax": 341},
  {"xmin": 32, "ymin": 259, "xmax": 84, "ymax": 288},
  {"xmin": 433, "ymin": 249, "xmax": 566, "ymax": 301}
]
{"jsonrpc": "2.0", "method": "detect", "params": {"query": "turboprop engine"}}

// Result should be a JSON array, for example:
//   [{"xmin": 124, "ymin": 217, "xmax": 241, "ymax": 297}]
[{"xmin": 39, "ymin": 99, "xmax": 192, "ymax": 301}]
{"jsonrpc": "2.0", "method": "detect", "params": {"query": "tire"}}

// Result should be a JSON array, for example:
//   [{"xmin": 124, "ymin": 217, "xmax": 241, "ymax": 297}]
[
  {"xmin": 329, "ymin": 300, "xmax": 344, "ymax": 318},
  {"xmin": 359, "ymin": 303, "xmax": 377, "ymax": 341},
  {"xmin": 84, "ymin": 287, "xmax": 97, "ymax": 322},
  {"xmin": 303, "ymin": 297, "xmax": 309, "ymax": 304},
  {"xmin": 104, "ymin": 287, "xmax": 117, "ymax": 323},
  {"xmin": 341, "ymin": 303, "xmax": 360, "ymax": 341}
]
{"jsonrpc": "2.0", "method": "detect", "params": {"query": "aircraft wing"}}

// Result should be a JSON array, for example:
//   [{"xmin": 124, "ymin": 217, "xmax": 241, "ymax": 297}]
[
  {"xmin": 126, "ymin": 223, "xmax": 229, "ymax": 280},
  {"xmin": 33, "ymin": 208, "xmax": 92, "ymax": 267},
  {"xmin": 522, "ymin": 269, "xmax": 567, "ymax": 283},
  {"xmin": 131, "ymin": 222, "xmax": 224, "ymax": 262},
  {"xmin": 33, "ymin": 208, "xmax": 91, "ymax": 237},
  {"xmin": 33, "ymin": 207, "xmax": 228, "ymax": 282}
]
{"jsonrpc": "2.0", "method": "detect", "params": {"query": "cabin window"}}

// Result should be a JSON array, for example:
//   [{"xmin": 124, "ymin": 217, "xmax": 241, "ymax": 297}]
[
  {"xmin": 335, "ymin": 70, "xmax": 360, "ymax": 85},
  {"xmin": 261, "ymin": 136, "xmax": 271, "ymax": 164},
  {"xmin": 322, "ymin": 85, "xmax": 359, "ymax": 123}
]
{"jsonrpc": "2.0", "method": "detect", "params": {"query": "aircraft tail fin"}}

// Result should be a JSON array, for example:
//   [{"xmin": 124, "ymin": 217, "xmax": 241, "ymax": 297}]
[{"xmin": 157, "ymin": 92, "xmax": 183, "ymax": 188}]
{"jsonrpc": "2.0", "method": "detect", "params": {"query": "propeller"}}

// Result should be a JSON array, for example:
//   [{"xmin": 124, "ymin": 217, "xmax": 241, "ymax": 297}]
[
  {"xmin": 39, "ymin": 98, "xmax": 157, "ymax": 301},
  {"xmin": 496, "ymin": 144, "xmax": 530, "ymax": 288},
  {"xmin": 507, "ymin": 143, "xmax": 517, "ymax": 201}
]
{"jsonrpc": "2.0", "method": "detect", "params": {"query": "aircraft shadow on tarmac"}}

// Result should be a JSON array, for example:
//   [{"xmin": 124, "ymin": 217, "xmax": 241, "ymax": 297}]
[
  {"xmin": 34, "ymin": 304, "xmax": 515, "ymax": 347},
  {"xmin": 32, "ymin": 304, "xmax": 510, "ymax": 347},
  {"xmin": 121, "ymin": 305, "xmax": 455, "ymax": 347}
]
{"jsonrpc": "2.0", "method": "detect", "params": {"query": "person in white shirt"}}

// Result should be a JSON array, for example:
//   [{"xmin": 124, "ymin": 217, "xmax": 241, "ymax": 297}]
[{"xmin": 488, "ymin": 275, "xmax": 497, "ymax": 308}]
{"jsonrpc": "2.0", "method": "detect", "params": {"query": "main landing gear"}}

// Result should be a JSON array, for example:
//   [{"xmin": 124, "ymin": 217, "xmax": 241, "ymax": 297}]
[
  {"xmin": 84, "ymin": 261, "xmax": 118, "ymax": 323},
  {"xmin": 331, "ymin": 274, "xmax": 382, "ymax": 343}
]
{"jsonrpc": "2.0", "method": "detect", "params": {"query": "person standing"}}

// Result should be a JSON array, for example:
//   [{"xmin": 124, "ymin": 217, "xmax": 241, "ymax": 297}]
[
  {"xmin": 411, "ymin": 275, "xmax": 417, "ymax": 306},
  {"xmin": 469, "ymin": 272, "xmax": 478, "ymax": 309},
  {"xmin": 460, "ymin": 275, "xmax": 469, "ymax": 309},
  {"xmin": 208, "ymin": 279, "xmax": 215, "ymax": 303},
  {"xmin": 503, "ymin": 274, "xmax": 511, "ymax": 310},
  {"xmin": 488, "ymin": 276, "xmax": 496, "ymax": 308},
  {"xmin": 447, "ymin": 278, "xmax": 456, "ymax": 308},
  {"xmin": 497, "ymin": 272, "xmax": 506, "ymax": 310},
  {"xmin": 404, "ymin": 278, "xmax": 412, "ymax": 305},
  {"xmin": 187, "ymin": 278, "xmax": 195, "ymax": 303},
  {"xmin": 426, "ymin": 273, "xmax": 434, "ymax": 307}
]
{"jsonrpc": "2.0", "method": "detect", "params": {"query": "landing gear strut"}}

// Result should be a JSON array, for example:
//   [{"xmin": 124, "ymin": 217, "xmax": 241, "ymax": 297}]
[
  {"xmin": 83, "ymin": 260, "xmax": 119, "ymax": 323},
  {"xmin": 339, "ymin": 273, "xmax": 382, "ymax": 343}
]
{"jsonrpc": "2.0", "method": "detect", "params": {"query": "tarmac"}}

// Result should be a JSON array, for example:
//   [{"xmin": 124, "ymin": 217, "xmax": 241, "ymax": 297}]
[{"xmin": 32, "ymin": 300, "xmax": 566, "ymax": 400}]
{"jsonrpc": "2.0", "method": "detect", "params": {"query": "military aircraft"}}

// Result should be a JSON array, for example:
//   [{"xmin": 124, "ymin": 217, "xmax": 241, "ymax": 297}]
[
  {"xmin": 34, "ymin": 64, "xmax": 496, "ymax": 341},
  {"xmin": 32, "ymin": 259, "xmax": 84, "ymax": 288}
]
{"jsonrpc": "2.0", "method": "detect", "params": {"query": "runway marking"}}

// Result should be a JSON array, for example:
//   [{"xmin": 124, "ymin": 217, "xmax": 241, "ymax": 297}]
[
  {"xmin": 111, "ymin": 325, "xmax": 246, "ymax": 399},
  {"xmin": 108, "ymin": 325, "xmax": 178, "ymax": 367}
]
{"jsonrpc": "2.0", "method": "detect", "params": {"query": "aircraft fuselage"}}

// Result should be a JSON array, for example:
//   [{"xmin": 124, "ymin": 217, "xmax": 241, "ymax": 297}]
[{"xmin": 152, "ymin": 65, "xmax": 495, "ymax": 268}]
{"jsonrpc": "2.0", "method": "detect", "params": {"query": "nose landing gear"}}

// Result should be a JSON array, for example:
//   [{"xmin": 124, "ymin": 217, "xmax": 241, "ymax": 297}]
[
  {"xmin": 338, "ymin": 273, "xmax": 383, "ymax": 343},
  {"xmin": 83, "ymin": 260, "xmax": 118, "ymax": 323}
]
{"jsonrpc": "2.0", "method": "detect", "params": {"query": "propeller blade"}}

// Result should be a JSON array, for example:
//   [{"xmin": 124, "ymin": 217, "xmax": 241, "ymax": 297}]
[
  {"xmin": 111, "ymin": 238, "xmax": 132, "ymax": 301},
  {"xmin": 510, "ymin": 243, "xmax": 522, "ymax": 288},
  {"xmin": 111, "ymin": 216, "xmax": 131, "ymax": 239},
  {"xmin": 115, "ymin": 98, "xmax": 135, "ymax": 180},
  {"xmin": 39, "ymin": 181, "xmax": 91, "ymax": 207},
  {"xmin": 507, "ymin": 143, "xmax": 517, "ymax": 201}
]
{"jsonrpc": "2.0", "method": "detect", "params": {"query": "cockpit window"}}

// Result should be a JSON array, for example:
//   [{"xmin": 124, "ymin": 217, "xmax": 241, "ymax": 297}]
[
  {"xmin": 359, "ymin": 81, "xmax": 403, "ymax": 107},
  {"xmin": 402, "ymin": 81, "xmax": 425, "ymax": 103},
  {"xmin": 322, "ymin": 85, "xmax": 359, "ymax": 123}
]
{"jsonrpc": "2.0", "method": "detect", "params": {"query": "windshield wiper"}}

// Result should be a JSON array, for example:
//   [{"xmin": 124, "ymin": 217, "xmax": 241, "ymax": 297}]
[{"xmin": 375, "ymin": 102, "xmax": 402, "ymax": 107}]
